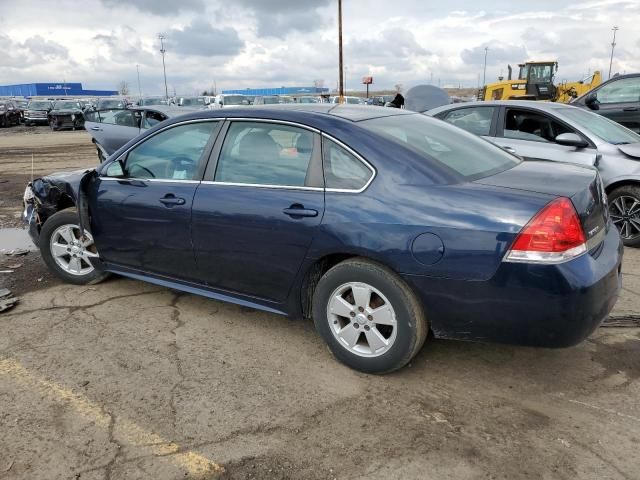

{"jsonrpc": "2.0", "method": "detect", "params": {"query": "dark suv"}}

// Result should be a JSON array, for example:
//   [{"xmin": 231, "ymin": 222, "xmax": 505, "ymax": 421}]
[
  {"xmin": 48, "ymin": 100, "xmax": 85, "ymax": 131},
  {"xmin": 0, "ymin": 100, "xmax": 21, "ymax": 127},
  {"xmin": 25, "ymin": 100, "xmax": 54, "ymax": 126},
  {"xmin": 572, "ymin": 73, "xmax": 640, "ymax": 133}
]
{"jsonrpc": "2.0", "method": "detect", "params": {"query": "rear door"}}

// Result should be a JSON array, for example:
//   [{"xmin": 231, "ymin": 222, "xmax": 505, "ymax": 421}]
[
  {"xmin": 495, "ymin": 106, "xmax": 597, "ymax": 167},
  {"xmin": 591, "ymin": 76, "xmax": 640, "ymax": 133},
  {"xmin": 191, "ymin": 120, "xmax": 325, "ymax": 303},
  {"xmin": 85, "ymin": 109, "xmax": 142, "ymax": 154}
]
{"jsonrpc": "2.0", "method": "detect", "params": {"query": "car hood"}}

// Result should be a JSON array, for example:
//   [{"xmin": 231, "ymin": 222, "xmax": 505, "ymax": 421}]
[{"xmin": 618, "ymin": 143, "xmax": 640, "ymax": 159}]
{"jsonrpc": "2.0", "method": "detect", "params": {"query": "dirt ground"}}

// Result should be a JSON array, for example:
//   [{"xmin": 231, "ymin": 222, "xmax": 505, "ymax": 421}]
[{"xmin": 1, "ymin": 128, "xmax": 639, "ymax": 480}]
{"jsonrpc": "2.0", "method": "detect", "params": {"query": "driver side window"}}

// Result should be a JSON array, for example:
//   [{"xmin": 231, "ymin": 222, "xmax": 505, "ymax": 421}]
[{"xmin": 123, "ymin": 122, "xmax": 218, "ymax": 180}]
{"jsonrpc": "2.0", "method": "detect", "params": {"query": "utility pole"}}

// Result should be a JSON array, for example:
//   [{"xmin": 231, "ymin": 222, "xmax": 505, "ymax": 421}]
[
  {"xmin": 608, "ymin": 26, "xmax": 619, "ymax": 80},
  {"xmin": 136, "ymin": 64, "xmax": 142, "ymax": 99},
  {"xmin": 338, "ymin": 0, "xmax": 344, "ymax": 103},
  {"xmin": 158, "ymin": 34, "xmax": 169, "ymax": 100},
  {"xmin": 482, "ymin": 46, "xmax": 489, "ymax": 86}
]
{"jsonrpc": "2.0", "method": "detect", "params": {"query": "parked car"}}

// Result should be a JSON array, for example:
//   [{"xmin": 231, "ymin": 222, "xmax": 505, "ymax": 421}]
[
  {"xmin": 23, "ymin": 105, "xmax": 622, "ymax": 373},
  {"xmin": 428, "ymin": 100, "xmax": 640, "ymax": 246},
  {"xmin": 84, "ymin": 105, "xmax": 198, "ymax": 162},
  {"xmin": 572, "ymin": 73, "xmax": 640, "ymax": 133},
  {"xmin": 24, "ymin": 100, "xmax": 54, "ymax": 126},
  {"xmin": 48, "ymin": 100, "xmax": 86, "ymax": 130},
  {"xmin": 253, "ymin": 95, "xmax": 295, "ymax": 105},
  {"xmin": 298, "ymin": 96, "xmax": 322, "ymax": 104},
  {"xmin": 136, "ymin": 96, "xmax": 169, "ymax": 107},
  {"xmin": 329, "ymin": 96, "xmax": 363, "ymax": 105},
  {"xmin": 210, "ymin": 94, "xmax": 250, "ymax": 108},
  {"xmin": 13, "ymin": 98, "xmax": 28, "ymax": 123},
  {"xmin": 177, "ymin": 96, "xmax": 208, "ymax": 108},
  {"xmin": 0, "ymin": 100, "xmax": 21, "ymax": 127},
  {"xmin": 95, "ymin": 98, "xmax": 129, "ymax": 110}
]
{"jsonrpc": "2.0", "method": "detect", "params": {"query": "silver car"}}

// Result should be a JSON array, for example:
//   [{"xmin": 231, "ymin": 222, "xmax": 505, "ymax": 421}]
[
  {"xmin": 84, "ymin": 105, "xmax": 198, "ymax": 162},
  {"xmin": 427, "ymin": 100, "xmax": 640, "ymax": 246}
]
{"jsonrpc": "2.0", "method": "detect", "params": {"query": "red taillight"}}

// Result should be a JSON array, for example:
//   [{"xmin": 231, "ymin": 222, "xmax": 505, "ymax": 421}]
[{"xmin": 505, "ymin": 197, "xmax": 587, "ymax": 264}]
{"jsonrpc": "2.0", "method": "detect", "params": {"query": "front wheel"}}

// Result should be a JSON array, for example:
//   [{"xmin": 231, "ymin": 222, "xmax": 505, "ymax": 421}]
[
  {"xmin": 312, "ymin": 258, "xmax": 427, "ymax": 374},
  {"xmin": 39, "ymin": 209, "xmax": 110, "ymax": 285},
  {"xmin": 609, "ymin": 185, "xmax": 640, "ymax": 247}
]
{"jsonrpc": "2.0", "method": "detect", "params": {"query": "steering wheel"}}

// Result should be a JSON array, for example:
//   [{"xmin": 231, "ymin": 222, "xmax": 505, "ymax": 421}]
[{"xmin": 129, "ymin": 163, "xmax": 156, "ymax": 178}]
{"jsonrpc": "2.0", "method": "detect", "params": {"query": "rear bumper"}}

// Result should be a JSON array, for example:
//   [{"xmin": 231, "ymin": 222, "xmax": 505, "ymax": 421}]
[{"xmin": 403, "ymin": 225, "xmax": 623, "ymax": 348}]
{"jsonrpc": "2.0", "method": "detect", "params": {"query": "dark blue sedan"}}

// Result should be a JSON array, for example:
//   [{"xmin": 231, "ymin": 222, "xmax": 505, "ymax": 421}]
[{"xmin": 24, "ymin": 105, "xmax": 623, "ymax": 373}]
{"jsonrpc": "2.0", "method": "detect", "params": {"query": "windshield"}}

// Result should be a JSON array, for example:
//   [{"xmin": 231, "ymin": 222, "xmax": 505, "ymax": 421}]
[
  {"xmin": 54, "ymin": 101, "xmax": 81, "ymax": 110},
  {"xmin": 224, "ymin": 95, "xmax": 247, "ymax": 106},
  {"xmin": 560, "ymin": 107, "xmax": 640, "ymax": 145},
  {"xmin": 15, "ymin": 100, "xmax": 28, "ymax": 108},
  {"xmin": 141, "ymin": 98, "xmax": 167, "ymax": 106},
  {"xmin": 99, "ymin": 100, "xmax": 125, "ymax": 108},
  {"xmin": 181, "ymin": 97, "xmax": 205, "ymax": 106},
  {"xmin": 360, "ymin": 114, "xmax": 520, "ymax": 180},
  {"xmin": 27, "ymin": 101, "xmax": 53, "ymax": 110}
]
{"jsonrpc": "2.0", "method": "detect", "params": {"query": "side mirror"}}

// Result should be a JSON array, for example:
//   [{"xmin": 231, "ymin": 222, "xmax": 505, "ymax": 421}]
[
  {"xmin": 555, "ymin": 132, "xmax": 589, "ymax": 149},
  {"xmin": 584, "ymin": 93, "xmax": 599, "ymax": 110}
]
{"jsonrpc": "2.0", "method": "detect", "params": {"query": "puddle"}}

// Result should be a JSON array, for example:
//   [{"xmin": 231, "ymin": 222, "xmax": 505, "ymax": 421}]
[{"xmin": 0, "ymin": 228, "xmax": 37, "ymax": 253}]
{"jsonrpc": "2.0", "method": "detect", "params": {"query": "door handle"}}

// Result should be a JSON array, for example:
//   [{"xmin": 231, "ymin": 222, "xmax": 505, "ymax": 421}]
[
  {"xmin": 159, "ymin": 195, "xmax": 186, "ymax": 207},
  {"xmin": 90, "ymin": 126, "xmax": 102, "ymax": 131},
  {"xmin": 283, "ymin": 204, "xmax": 318, "ymax": 218}
]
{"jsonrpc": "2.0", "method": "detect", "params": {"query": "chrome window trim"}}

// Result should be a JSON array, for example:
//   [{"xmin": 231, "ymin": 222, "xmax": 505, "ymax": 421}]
[
  {"xmin": 100, "ymin": 177, "xmax": 201, "ymax": 184},
  {"xmin": 200, "ymin": 181, "xmax": 323, "ymax": 191},
  {"xmin": 321, "ymin": 133, "xmax": 376, "ymax": 194},
  {"xmin": 228, "ymin": 117, "xmax": 321, "ymax": 134}
]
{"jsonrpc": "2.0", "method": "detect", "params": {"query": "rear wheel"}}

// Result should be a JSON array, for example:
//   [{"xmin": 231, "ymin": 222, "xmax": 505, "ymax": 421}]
[
  {"xmin": 312, "ymin": 258, "xmax": 427, "ymax": 374},
  {"xmin": 39, "ymin": 210, "xmax": 109, "ymax": 285},
  {"xmin": 609, "ymin": 185, "xmax": 640, "ymax": 247}
]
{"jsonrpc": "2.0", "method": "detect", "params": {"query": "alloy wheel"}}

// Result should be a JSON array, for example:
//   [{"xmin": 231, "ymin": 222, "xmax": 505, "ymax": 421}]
[
  {"xmin": 49, "ymin": 224, "xmax": 99, "ymax": 276},
  {"xmin": 327, "ymin": 282, "xmax": 398, "ymax": 357},
  {"xmin": 610, "ymin": 195, "xmax": 640, "ymax": 241}
]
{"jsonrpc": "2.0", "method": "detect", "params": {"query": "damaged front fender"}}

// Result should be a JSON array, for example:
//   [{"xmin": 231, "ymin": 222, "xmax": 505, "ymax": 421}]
[{"xmin": 23, "ymin": 169, "xmax": 97, "ymax": 246}]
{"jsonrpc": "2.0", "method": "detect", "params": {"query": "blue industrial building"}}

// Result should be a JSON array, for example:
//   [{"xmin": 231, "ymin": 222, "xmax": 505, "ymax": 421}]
[
  {"xmin": 0, "ymin": 82, "xmax": 118, "ymax": 98},
  {"xmin": 222, "ymin": 86, "xmax": 330, "ymax": 96}
]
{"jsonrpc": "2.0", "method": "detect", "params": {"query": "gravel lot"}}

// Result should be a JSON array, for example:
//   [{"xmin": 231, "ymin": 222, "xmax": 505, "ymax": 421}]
[{"xmin": 1, "ymin": 128, "xmax": 639, "ymax": 479}]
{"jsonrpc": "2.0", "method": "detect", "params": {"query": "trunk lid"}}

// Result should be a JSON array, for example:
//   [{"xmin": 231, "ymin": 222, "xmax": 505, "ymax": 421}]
[{"xmin": 476, "ymin": 160, "xmax": 608, "ymax": 248}]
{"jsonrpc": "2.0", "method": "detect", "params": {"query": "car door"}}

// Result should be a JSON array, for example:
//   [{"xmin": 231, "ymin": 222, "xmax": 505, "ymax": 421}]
[
  {"xmin": 141, "ymin": 110, "xmax": 168, "ymax": 130},
  {"xmin": 85, "ymin": 109, "xmax": 142, "ymax": 155},
  {"xmin": 590, "ymin": 76, "xmax": 640, "ymax": 133},
  {"xmin": 495, "ymin": 107, "xmax": 597, "ymax": 167},
  {"xmin": 89, "ymin": 120, "xmax": 221, "ymax": 280},
  {"xmin": 191, "ymin": 120, "xmax": 325, "ymax": 303}
]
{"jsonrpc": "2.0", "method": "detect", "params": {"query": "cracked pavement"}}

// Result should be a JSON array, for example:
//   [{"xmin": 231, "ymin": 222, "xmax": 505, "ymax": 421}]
[{"xmin": 1, "ymin": 130, "xmax": 639, "ymax": 479}]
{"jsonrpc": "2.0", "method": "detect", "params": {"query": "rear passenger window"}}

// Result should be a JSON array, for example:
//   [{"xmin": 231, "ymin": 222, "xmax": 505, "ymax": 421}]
[
  {"xmin": 442, "ymin": 107, "xmax": 494, "ymax": 136},
  {"xmin": 215, "ymin": 122, "xmax": 316, "ymax": 187},
  {"xmin": 323, "ymin": 139, "xmax": 373, "ymax": 190}
]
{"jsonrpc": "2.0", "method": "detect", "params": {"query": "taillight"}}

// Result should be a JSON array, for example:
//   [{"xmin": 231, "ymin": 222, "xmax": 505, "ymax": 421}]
[{"xmin": 504, "ymin": 197, "xmax": 587, "ymax": 264}]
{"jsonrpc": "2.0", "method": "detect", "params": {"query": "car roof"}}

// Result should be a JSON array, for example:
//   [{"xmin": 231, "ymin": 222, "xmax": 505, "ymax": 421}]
[
  {"xmin": 234, "ymin": 104, "xmax": 414, "ymax": 122},
  {"xmin": 427, "ymin": 100, "xmax": 578, "ymax": 116},
  {"xmin": 132, "ymin": 105, "xmax": 200, "ymax": 117}
]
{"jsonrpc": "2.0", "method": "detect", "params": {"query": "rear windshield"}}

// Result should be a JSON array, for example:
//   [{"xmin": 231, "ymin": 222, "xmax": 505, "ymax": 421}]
[
  {"xmin": 560, "ymin": 107, "xmax": 640, "ymax": 145},
  {"xmin": 360, "ymin": 114, "xmax": 520, "ymax": 180}
]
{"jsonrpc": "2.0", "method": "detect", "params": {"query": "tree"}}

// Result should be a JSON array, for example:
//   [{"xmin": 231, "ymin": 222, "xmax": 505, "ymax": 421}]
[{"xmin": 117, "ymin": 81, "xmax": 130, "ymax": 95}]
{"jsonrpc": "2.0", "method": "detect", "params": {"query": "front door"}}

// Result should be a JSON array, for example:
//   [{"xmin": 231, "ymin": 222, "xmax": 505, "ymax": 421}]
[
  {"xmin": 496, "ymin": 107, "xmax": 597, "ymax": 167},
  {"xmin": 90, "ymin": 120, "xmax": 221, "ymax": 279},
  {"xmin": 85, "ymin": 109, "xmax": 143, "ymax": 155},
  {"xmin": 191, "ymin": 120, "xmax": 325, "ymax": 303}
]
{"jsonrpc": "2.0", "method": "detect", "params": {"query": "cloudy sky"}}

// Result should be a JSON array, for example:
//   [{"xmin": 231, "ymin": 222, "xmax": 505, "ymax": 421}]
[{"xmin": 0, "ymin": 0, "xmax": 638, "ymax": 95}]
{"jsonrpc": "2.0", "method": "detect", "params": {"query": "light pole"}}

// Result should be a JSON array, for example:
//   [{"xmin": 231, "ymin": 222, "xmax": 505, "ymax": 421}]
[
  {"xmin": 482, "ymin": 46, "xmax": 489, "ymax": 86},
  {"xmin": 608, "ymin": 26, "xmax": 619, "ymax": 80},
  {"xmin": 158, "ymin": 34, "xmax": 169, "ymax": 100},
  {"xmin": 136, "ymin": 64, "xmax": 142, "ymax": 99},
  {"xmin": 338, "ymin": 0, "xmax": 344, "ymax": 103}
]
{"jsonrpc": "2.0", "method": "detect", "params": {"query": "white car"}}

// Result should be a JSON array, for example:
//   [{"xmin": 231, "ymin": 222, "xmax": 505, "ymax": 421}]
[{"xmin": 210, "ymin": 94, "xmax": 251, "ymax": 109}]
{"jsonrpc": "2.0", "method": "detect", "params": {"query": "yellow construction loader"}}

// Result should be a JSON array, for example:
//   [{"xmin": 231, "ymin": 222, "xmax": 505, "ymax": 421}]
[{"xmin": 479, "ymin": 61, "xmax": 601, "ymax": 103}]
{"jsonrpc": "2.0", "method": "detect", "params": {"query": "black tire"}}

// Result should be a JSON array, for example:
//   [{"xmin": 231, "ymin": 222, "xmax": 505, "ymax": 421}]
[
  {"xmin": 39, "ymin": 209, "xmax": 110, "ymax": 285},
  {"xmin": 0, "ymin": 116, "xmax": 7, "ymax": 128},
  {"xmin": 608, "ymin": 185, "xmax": 640, "ymax": 247},
  {"xmin": 312, "ymin": 258, "xmax": 428, "ymax": 374}
]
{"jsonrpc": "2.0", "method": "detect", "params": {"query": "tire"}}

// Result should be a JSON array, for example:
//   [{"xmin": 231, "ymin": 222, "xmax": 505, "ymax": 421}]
[
  {"xmin": 0, "ymin": 116, "xmax": 6, "ymax": 128},
  {"xmin": 608, "ymin": 185, "xmax": 640, "ymax": 247},
  {"xmin": 312, "ymin": 258, "xmax": 427, "ymax": 374},
  {"xmin": 39, "ymin": 209, "xmax": 110, "ymax": 285}
]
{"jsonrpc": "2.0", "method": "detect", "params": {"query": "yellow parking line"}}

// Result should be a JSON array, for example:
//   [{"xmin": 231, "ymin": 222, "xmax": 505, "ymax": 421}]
[{"xmin": 0, "ymin": 358, "xmax": 224, "ymax": 476}]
